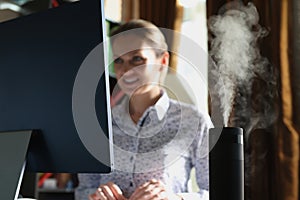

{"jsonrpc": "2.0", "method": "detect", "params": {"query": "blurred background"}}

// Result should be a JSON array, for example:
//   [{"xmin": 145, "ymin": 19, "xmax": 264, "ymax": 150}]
[{"xmin": 0, "ymin": 0, "xmax": 298, "ymax": 200}]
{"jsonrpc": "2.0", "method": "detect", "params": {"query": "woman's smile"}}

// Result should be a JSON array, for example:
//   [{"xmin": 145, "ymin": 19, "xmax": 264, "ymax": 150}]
[
  {"xmin": 123, "ymin": 77, "xmax": 139, "ymax": 84},
  {"xmin": 121, "ymin": 76, "xmax": 141, "ymax": 92}
]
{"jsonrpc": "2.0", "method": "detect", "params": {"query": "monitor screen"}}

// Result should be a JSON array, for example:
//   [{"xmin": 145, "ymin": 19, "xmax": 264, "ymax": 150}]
[{"xmin": 0, "ymin": 0, "xmax": 113, "ymax": 173}]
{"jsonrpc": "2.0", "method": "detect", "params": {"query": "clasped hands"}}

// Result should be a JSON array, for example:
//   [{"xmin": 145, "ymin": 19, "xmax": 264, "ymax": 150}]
[{"xmin": 89, "ymin": 179, "xmax": 182, "ymax": 200}]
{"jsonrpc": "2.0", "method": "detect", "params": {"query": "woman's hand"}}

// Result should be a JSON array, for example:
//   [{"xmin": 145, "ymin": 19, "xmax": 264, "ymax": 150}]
[
  {"xmin": 89, "ymin": 182, "xmax": 127, "ymax": 200},
  {"xmin": 129, "ymin": 179, "xmax": 182, "ymax": 200}
]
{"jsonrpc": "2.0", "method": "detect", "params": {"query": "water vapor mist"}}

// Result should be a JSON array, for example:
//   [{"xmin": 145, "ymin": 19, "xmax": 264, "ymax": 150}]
[{"xmin": 208, "ymin": 2, "xmax": 277, "ymax": 136}]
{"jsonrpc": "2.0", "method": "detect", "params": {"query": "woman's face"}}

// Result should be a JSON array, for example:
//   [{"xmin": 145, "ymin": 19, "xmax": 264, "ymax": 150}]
[{"xmin": 112, "ymin": 34, "xmax": 168, "ymax": 96}]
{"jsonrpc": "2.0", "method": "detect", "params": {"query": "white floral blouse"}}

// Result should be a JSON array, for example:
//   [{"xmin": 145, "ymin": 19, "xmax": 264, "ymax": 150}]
[{"xmin": 76, "ymin": 92, "xmax": 213, "ymax": 200}]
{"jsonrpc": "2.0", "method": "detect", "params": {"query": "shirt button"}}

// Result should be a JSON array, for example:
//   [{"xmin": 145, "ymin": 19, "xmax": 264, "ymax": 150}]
[{"xmin": 129, "ymin": 181, "xmax": 133, "ymax": 187}]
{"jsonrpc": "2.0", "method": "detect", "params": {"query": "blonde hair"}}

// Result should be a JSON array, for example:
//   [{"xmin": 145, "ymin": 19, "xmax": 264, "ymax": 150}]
[{"xmin": 110, "ymin": 19, "xmax": 168, "ymax": 57}]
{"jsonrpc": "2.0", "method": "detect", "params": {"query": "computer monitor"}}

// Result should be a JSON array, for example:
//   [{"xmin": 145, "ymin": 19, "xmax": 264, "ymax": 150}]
[{"xmin": 0, "ymin": 0, "xmax": 113, "ymax": 174}]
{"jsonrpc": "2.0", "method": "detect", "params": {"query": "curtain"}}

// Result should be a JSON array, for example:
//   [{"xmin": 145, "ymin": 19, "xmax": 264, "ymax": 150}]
[
  {"xmin": 278, "ymin": 0, "xmax": 300, "ymax": 199},
  {"xmin": 207, "ymin": 0, "xmax": 299, "ymax": 200}
]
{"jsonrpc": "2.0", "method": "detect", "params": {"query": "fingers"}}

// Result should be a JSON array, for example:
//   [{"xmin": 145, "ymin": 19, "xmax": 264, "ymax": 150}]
[
  {"xmin": 89, "ymin": 187, "xmax": 109, "ymax": 200},
  {"xmin": 89, "ymin": 182, "xmax": 125, "ymax": 200},
  {"xmin": 102, "ymin": 185, "xmax": 117, "ymax": 199},
  {"xmin": 129, "ymin": 179, "xmax": 167, "ymax": 200},
  {"xmin": 107, "ymin": 182, "xmax": 126, "ymax": 200}
]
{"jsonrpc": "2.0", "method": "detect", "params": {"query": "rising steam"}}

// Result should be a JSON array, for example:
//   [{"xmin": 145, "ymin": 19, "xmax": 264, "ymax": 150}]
[{"xmin": 208, "ymin": 2, "xmax": 277, "ymax": 136}]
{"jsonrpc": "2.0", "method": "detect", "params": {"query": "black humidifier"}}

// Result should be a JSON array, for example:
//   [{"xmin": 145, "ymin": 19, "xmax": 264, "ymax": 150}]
[{"xmin": 209, "ymin": 127, "xmax": 244, "ymax": 200}]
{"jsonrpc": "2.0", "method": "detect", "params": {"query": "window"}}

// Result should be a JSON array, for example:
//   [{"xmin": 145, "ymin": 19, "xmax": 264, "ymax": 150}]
[{"xmin": 177, "ymin": 0, "xmax": 208, "ymax": 112}]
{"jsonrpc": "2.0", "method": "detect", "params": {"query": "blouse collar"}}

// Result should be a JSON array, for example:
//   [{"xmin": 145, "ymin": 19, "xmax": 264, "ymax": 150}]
[{"xmin": 112, "ymin": 90, "xmax": 170, "ymax": 128}]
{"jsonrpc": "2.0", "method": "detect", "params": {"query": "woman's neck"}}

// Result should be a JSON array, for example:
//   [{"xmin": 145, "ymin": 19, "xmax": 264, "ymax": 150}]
[{"xmin": 129, "ymin": 87, "xmax": 162, "ymax": 123}]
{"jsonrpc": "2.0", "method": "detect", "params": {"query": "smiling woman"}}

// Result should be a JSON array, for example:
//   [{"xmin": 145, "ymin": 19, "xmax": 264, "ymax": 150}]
[
  {"xmin": 76, "ymin": 19, "xmax": 213, "ymax": 200},
  {"xmin": 109, "ymin": 20, "xmax": 169, "ymax": 123}
]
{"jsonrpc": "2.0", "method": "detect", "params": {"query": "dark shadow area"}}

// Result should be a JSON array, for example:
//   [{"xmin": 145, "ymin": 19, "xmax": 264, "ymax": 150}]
[{"xmin": 0, "ymin": 0, "xmax": 80, "ymax": 23}]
